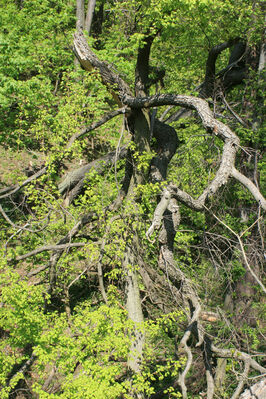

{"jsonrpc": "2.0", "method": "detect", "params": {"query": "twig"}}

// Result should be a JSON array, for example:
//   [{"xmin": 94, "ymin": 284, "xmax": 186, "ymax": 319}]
[
  {"xmin": 66, "ymin": 107, "xmax": 129, "ymax": 148},
  {"xmin": 207, "ymin": 209, "xmax": 266, "ymax": 294},
  {"xmin": 221, "ymin": 95, "xmax": 249, "ymax": 127},
  {"xmin": 0, "ymin": 166, "xmax": 48, "ymax": 200},
  {"xmin": 0, "ymin": 204, "xmax": 51, "ymax": 233},
  {"xmin": 231, "ymin": 360, "xmax": 251, "ymax": 399}
]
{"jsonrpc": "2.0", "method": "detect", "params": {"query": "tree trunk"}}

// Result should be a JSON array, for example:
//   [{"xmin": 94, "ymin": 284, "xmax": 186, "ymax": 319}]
[
  {"xmin": 85, "ymin": 0, "xmax": 96, "ymax": 34},
  {"xmin": 76, "ymin": 0, "xmax": 85, "ymax": 31}
]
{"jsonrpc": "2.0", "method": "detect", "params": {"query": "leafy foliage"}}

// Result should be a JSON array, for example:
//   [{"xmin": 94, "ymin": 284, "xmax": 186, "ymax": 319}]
[{"xmin": 0, "ymin": 0, "xmax": 265, "ymax": 398}]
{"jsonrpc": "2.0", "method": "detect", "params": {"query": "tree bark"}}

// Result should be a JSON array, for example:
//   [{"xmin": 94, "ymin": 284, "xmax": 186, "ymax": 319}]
[
  {"xmin": 85, "ymin": 0, "xmax": 96, "ymax": 34},
  {"xmin": 76, "ymin": 0, "xmax": 85, "ymax": 31},
  {"xmin": 239, "ymin": 379, "xmax": 266, "ymax": 399}
]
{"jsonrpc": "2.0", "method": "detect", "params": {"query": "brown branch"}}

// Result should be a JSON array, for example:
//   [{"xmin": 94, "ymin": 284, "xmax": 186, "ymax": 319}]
[
  {"xmin": 146, "ymin": 139, "xmax": 237, "ymax": 217},
  {"xmin": 221, "ymin": 94, "xmax": 249, "ymax": 127},
  {"xmin": 239, "ymin": 378, "xmax": 266, "ymax": 399},
  {"xmin": 203, "ymin": 336, "xmax": 215, "ymax": 399},
  {"xmin": 121, "ymin": 93, "xmax": 239, "ymax": 142},
  {"xmin": 146, "ymin": 188, "xmax": 171, "ymax": 240},
  {"xmin": 131, "ymin": 93, "xmax": 265, "ymax": 211}
]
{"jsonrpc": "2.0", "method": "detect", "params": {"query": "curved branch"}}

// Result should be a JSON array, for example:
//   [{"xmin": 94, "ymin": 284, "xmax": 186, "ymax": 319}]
[
  {"xmin": 200, "ymin": 39, "xmax": 238, "ymax": 98},
  {"xmin": 131, "ymin": 93, "xmax": 265, "ymax": 211},
  {"xmin": 0, "ymin": 166, "xmax": 48, "ymax": 200},
  {"xmin": 122, "ymin": 93, "xmax": 239, "ymax": 141},
  {"xmin": 231, "ymin": 167, "xmax": 266, "ymax": 210},
  {"xmin": 73, "ymin": 31, "xmax": 132, "ymax": 105},
  {"xmin": 146, "ymin": 188, "xmax": 171, "ymax": 239}
]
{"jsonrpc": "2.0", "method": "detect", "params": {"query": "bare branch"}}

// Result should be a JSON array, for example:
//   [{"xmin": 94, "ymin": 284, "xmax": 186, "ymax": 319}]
[
  {"xmin": 239, "ymin": 378, "xmax": 266, "ymax": 399},
  {"xmin": 66, "ymin": 107, "xmax": 129, "ymax": 148},
  {"xmin": 208, "ymin": 210, "xmax": 266, "ymax": 294},
  {"xmin": 73, "ymin": 31, "xmax": 132, "ymax": 105},
  {"xmin": 13, "ymin": 242, "xmax": 86, "ymax": 262},
  {"xmin": 231, "ymin": 167, "xmax": 266, "ymax": 210},
  {"xmin": 211, "ymin": 345, "xmax": 266, "ymax": 374},
  {"xmin": 121, "ymin": 93, "xmax": 240, "ymax": 143},
  {"xmin": 0, "ymin": 166, "xmax": 48, "ymax": 200},
  {"xmin": 221, "ymin": 94, "xmax": 249, "ymax": 127},
  {"xmin": 146, "ymin": 189, "xmax": 171, "ymax": 240},
  {"xmin": 58, "ymin": 146, "xmax": 127, "ymax": 196},
  {"xmin": 231, "ymin": 360, "xmax": 251, "ymax": 399}
]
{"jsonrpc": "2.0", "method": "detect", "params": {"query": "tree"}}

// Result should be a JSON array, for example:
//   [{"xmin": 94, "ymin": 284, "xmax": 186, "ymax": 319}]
[{"xmin": 0, "ymin": 0, "xmax": 265, "ymax": 398}]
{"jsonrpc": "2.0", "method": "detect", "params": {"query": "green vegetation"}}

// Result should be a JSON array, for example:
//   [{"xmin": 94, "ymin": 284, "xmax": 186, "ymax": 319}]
[{"xmin": 0, "ymin": 0, "xmax": 265, "ymax": 398}]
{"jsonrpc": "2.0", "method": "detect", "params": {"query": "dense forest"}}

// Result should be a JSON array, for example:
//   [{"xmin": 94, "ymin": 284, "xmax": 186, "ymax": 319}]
[{"xmin": 0, "ymin": 0, "xmax": 265, "ymax": 398}]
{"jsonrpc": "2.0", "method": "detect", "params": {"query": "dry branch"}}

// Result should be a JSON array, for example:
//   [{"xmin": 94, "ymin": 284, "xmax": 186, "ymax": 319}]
[
  {"xmin": 0, "ymin": 166, "xmax": 48, "ymax": 200},
  {"xmin": 13, "ymin": 242, "xmax": 86, "ymax": 262},
  {"xmin": 59, "ymin": 146, "xmax": 127, "ymax": 196},
  {"xmin": 239, "ymin": 379, "xmax": 266, "ymax": 399},
  {"xmin": 73, "ymin": 31, "xmax": 132, "ymax": 105},
  {"xmin": 66, "ymin": 107, "xmax": 129, "ymax": 148},
  {"xmin": 231, "ymin": 167, "xmax": 266, "ymax": 210}
]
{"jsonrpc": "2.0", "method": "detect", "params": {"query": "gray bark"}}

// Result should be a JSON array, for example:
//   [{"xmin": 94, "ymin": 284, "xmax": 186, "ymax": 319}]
[
  {"xmin": 73, "ymin": 31, "xmax": 132, "ymax": 105},
  {"xmin": 85, "ymin": 0, "xmax": 96, "ymax": 34},
  {"xmin": 58, "ymin": 146, "xmax": 127, "ymax": 201},
  {"xmin": 258, "ymin": 42, "xmax": 265, "ymax": 72},
  {"xmin": 125, "ymin": 246, "xmax": 145, "ymax": 374},
  {"xmin": 76, "ymin": 0, "xmax": 85, "ymax": 31},
  {"xmin": 239, "ymin": 379, "xmax": 266, "ymax": 399}
]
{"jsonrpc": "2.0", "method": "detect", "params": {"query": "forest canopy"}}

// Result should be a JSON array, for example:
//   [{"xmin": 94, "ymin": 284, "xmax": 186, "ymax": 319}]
[{"xmin": 0, "ymin": 0, "xmax": 265, "ymax": 398}]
